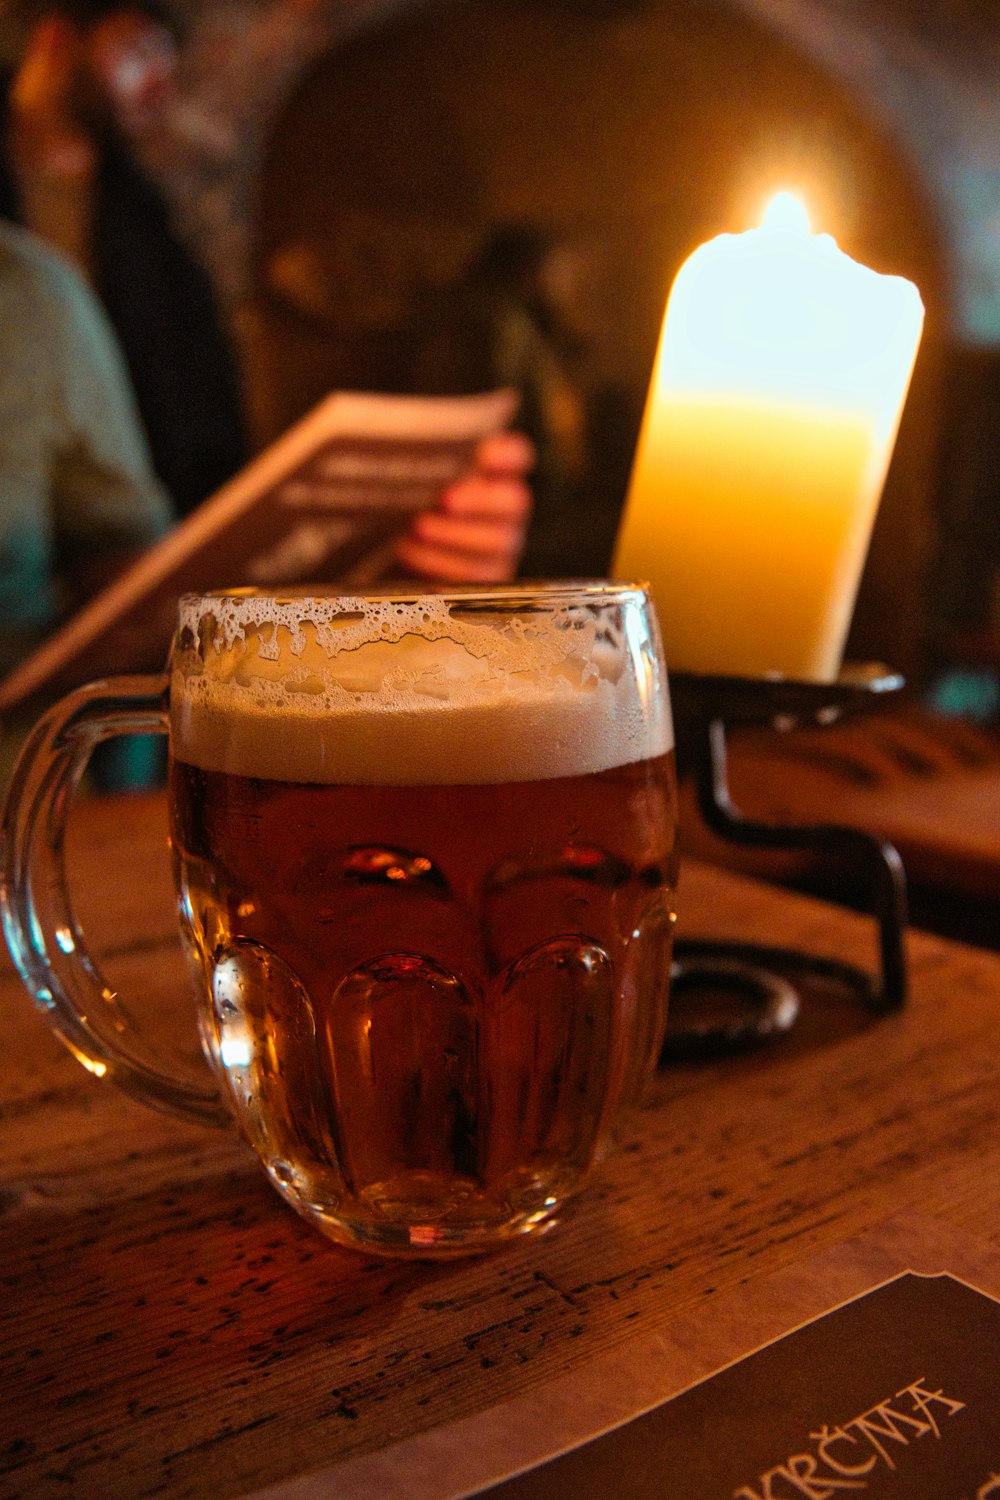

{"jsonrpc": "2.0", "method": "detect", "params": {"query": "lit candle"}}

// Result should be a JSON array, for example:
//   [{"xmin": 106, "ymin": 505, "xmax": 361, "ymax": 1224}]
[{"xmin": 612, "ymin": 192, "xmax": 924, "ymax": 681}]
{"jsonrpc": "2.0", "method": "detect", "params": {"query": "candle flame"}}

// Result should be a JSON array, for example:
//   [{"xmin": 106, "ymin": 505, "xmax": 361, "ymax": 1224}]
[{"xmin": 761, "ymin": 191, "xmax": 811, "ymax": 236}]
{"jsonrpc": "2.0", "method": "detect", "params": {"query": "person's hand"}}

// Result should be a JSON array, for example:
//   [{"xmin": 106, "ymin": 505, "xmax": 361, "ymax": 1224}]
[
  {"xmin": 394, "ymin": 431, "xmax": 534, "ymax": 584},
  {"xmin": 9, "ymin": 17, "xmax": 95, "ymax": 179}
]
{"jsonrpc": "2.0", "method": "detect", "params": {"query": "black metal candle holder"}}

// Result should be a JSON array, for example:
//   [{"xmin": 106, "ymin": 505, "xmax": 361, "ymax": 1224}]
[{"xmin": 662, "ymin": 664, "xmax": 909, "ymax": 1062}]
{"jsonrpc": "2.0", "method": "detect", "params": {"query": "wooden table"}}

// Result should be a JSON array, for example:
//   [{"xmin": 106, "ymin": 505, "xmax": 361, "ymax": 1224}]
[
  {"xmin": 679, "ymin": 704, "xmax": 1000, "ymax": 948},
  {"xmin": 4, "ymin": 789, "xmax": 1000, "ymax": 1499}
]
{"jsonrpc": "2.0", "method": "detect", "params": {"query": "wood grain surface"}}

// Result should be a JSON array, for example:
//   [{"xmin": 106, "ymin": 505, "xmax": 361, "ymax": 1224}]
[
  {"xmin": 693, "ymin": 706, "xmax": 1000, "ymax": 901},
  {"xmin": 3, "ymin": 790, "xmax": 1000, "ymax": 1499}
]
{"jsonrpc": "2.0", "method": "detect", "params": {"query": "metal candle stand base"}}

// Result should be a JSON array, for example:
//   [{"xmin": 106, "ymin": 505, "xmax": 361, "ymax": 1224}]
[{"xmin": 662, "ymin": 666, "xmax": 909, "ymax": 1062}]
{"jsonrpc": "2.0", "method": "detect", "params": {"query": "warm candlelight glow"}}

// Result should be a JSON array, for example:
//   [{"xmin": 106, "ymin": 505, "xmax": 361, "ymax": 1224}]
[
  {"xmin": 762, "ymin": 189, "xmax": 810, "ymax": 234},
  {"xmin": 613, "ymin": 192, "xmax": 924, "ymax": 681}
]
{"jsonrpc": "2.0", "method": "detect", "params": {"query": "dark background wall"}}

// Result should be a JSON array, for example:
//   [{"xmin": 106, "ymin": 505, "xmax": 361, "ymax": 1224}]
[{"xmin": 244, "ymin": 0, "xmax": 956, "ymax": 680}]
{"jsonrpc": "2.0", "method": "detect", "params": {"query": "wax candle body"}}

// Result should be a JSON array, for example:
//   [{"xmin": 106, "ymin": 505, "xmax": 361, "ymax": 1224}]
[{"xmin": 613, "ymin": 198, "xmax": 924, "ymax": 681}]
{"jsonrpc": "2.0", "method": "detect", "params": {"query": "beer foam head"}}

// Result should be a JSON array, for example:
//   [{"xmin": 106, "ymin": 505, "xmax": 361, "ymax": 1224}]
[{"xmin": 170, "ymin": 586, "xmax": 673, "ymax": 785}]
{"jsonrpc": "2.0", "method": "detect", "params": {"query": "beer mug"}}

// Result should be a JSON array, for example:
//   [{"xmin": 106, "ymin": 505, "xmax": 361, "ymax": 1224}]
[{"xmin": 2, "ymin": 583, "xmax": 678, "ymax": 1256}]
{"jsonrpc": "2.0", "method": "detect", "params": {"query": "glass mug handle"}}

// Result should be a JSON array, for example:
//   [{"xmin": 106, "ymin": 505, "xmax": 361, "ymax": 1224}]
[{"xmin": 1, "ymin": 675, "xmax": 229, "ymax": 1125}]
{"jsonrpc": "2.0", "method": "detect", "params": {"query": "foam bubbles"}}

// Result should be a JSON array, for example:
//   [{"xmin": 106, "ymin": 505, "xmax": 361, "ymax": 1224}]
[{"xmin": 170, "ymin": 588, "xmax": 673, "ymax": 785}]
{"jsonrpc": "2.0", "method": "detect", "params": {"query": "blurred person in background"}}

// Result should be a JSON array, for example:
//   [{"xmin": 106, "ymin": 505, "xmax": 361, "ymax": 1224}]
[
  {"xmin": 0, "ymin": 0, "xmax": 249, "ymax": 519},
  {"xmin": 0, "ymin": 213, "xmax": 171, "ymax": 787},
  {"xmin": 0, "ymin": 215, "xmax": 170, "ymax": 673},
  {"xmin": 0, "ymin": 0, "xmax": 535, "ymax": 585},
  {"xmin": 406, "ymin": 222, "xmax": 631, "ymax": 580}
]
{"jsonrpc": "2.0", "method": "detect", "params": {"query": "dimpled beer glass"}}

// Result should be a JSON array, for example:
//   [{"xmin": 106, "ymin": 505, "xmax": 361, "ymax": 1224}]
[{"xmin": 3, "ymin": 583, "xmax": 678, "ymax": 1256}]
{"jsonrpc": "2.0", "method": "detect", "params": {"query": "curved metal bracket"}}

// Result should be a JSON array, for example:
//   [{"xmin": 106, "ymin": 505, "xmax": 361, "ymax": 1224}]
[{"xmin": 663, "ymin": 669, "xmax": 909, "ymax": 1062}]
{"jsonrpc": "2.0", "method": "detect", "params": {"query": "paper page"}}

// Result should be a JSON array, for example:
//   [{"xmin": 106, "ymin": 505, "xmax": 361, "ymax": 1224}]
[{"xmin": 0, "ymin": 388, "xmax": 517, "ymax": 712}]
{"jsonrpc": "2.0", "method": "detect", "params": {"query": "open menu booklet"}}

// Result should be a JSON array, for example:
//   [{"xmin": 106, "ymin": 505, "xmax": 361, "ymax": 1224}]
[{"xmin": 0, "ymin": 386, "xmax": 517, "ymax": 714}]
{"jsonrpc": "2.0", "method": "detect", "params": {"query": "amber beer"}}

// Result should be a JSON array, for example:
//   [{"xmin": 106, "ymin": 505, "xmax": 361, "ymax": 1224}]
[{"xmin": 168, "ymin": 587, "xmax": 677, "ymax": 1255}]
